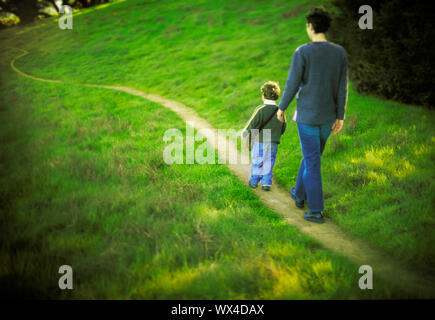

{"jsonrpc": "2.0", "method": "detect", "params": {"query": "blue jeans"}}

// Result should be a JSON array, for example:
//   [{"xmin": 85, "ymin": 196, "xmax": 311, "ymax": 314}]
[
  {"xmin": 294, "ymin": 121, "xmax": 335, "ymax": 212},
  {"xmin": 250, "ymin": 142, "xmax": 278, "ymax": 186}
]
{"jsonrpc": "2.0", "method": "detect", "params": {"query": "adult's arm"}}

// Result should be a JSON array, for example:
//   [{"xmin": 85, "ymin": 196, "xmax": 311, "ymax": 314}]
[
  {"xmin": 278, "ymin": 48, "xmax": 304, "ymax": 111},
  {"xmin": 336, "ymin": 51, "xmax": 348, "ymax": 120}
]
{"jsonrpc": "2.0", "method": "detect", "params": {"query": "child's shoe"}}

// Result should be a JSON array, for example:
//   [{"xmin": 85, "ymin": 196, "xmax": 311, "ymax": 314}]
[
  {"xmin": 249, "ymin": 182, "xmax": 258, "ymax": 189},
  {"xmin": 262, "ymin": 186, "xmax": 271, "ymax": 191}
]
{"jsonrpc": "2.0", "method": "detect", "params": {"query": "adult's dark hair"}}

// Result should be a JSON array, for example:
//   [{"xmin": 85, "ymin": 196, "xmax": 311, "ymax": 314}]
[{"xmin": 306, "ymin": 7, "xmax": 332, "ymax": 33}]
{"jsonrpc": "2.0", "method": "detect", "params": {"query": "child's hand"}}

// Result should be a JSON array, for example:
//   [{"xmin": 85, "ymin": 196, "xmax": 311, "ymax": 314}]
[{"xmin": 277, "ymin": 109, "xmax": 285, "ymax": 123}]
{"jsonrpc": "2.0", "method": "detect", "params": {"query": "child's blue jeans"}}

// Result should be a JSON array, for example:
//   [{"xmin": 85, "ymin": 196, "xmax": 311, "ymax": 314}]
[
  {"xmin": 294, "ymin": 121, "xmax": 335, "ymax": 212},
  {"xmin": 249, "ymin": 142, "xmax": 278, "ymax": 187}
]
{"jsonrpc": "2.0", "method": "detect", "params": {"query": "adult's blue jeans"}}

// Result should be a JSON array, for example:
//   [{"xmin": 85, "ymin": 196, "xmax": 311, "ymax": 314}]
[
  {"xmin": 250, "ymin": 142, "xmax": 278, "ymax": 187},
  {"xmin": 294, "ymin": 121, "xmax": 335, "ymax": 212}
]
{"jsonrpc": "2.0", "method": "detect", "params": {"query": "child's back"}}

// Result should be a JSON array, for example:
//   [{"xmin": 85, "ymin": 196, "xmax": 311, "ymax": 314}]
[
  {"xmin": 244, "ymin": 102, "xmax": 286, "ymax": 144},
  {"xmin": 243, "ymin": 81, "xmax": 286, "ymax": 191}
]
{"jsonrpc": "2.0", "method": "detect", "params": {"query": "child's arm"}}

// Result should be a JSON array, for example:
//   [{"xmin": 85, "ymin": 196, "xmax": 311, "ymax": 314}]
[
  {"xmin": 243, "ymin": 105, "xmax": 265, "ymax": 133},
  {"xmin": 242, "ymin": 106, "xmax": 264, "ymax": 152}
]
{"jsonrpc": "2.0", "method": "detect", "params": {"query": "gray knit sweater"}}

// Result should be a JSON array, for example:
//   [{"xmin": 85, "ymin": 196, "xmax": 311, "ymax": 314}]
[{"xmin": 278, "ymin": 41, "xmax": 348, "ymax": 125}]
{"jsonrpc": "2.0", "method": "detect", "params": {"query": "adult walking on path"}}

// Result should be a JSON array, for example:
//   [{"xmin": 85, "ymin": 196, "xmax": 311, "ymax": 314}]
[{"xmin": 277, "ymin": 8, "xmax": 348, "ymax": 223}]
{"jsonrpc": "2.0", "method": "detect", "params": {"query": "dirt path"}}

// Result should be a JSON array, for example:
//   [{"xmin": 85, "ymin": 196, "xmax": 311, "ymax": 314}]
[{"xmin": 9, "ymin": 47, "xmax": 435, "ymax": 298}]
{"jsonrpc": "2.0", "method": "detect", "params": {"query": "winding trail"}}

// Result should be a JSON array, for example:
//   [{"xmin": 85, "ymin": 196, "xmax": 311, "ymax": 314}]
[{"xmin": 8, "ymin": 47, "xmax": 435, "ymax": 298}]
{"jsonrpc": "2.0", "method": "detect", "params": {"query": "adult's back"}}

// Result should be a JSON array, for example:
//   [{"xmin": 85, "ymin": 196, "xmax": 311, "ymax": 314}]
[
  {"xmin": 276, "ymin": 7, "xmax": 348, "ymax": 224},
  {"xmin": 288, "ymin": 41, "xmax": 347, "ymax": 125}
]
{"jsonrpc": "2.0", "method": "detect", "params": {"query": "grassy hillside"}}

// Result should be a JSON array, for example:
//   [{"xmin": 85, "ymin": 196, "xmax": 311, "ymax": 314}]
[
  {"xmin": 1, "ymin": 0, "xmax": 433, "ymax": 298},
  {"xmin": 1, "ymin": 47, "xmax": 404, "ymax": 299}
]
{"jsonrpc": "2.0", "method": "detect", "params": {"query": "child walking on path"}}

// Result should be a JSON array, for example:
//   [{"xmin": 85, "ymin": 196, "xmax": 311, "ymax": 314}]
[{"xmin": 242, "ymin": 81, "xmax": 286, "ymax": 191}]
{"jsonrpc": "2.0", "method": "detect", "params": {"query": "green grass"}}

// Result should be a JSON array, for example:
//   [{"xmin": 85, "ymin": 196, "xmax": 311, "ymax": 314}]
[
  {"xmin": 0, "ymin": 52, "xmax": 403, "ymax": 299},
  {"xmin": 0, "ymin": 0, "xmax": 433, "ymax": 298}
]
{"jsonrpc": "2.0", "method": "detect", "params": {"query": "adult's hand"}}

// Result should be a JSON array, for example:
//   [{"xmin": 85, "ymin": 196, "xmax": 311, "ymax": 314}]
[
  {"xmin": 277, "ymin": 109, "xmax": 285, "ymax": 123},
  {"xmin": 331, "ymin": 119, "xmax": 344, "ymax": 135}
]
